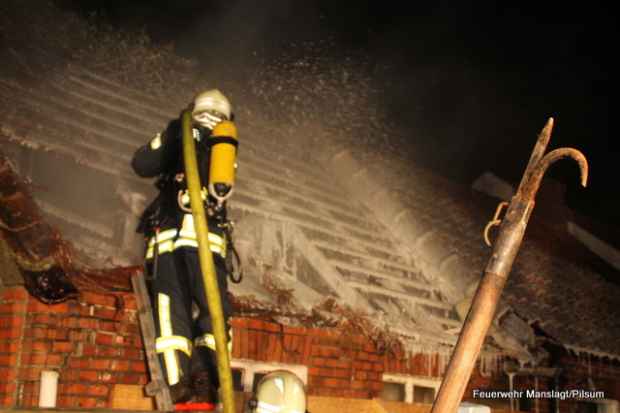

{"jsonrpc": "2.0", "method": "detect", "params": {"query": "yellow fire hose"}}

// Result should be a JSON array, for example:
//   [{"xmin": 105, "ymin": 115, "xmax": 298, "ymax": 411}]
[{"xmin": 181, "ymin": 110, "xmax": 236, "ymax": 413}]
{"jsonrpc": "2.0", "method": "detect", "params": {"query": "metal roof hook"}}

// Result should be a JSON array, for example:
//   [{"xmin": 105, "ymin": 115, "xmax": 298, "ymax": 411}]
[{"xmin": 431, "ymin": 117, "xmax": 590, "ymax": 413}]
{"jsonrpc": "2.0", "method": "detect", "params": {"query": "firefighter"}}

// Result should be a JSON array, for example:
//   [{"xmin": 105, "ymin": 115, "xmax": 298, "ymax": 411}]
[
  {"xmin": 247, "ymin": 370, "xmax": 309, "ymax": 413},
  {"xmin": 132, "ymin": 89, "xmax": 237, "ymax": 404}
]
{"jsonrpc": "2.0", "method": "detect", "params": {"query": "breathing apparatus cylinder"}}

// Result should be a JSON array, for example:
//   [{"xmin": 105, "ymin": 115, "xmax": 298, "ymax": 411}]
[{"xmin": 208, "ymin": 120, "xmax": 238, "ymax": 206}]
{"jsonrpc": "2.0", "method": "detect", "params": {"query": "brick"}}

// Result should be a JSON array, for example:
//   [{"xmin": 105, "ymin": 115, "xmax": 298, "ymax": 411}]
[
  {"xmin": 357, "ymin": 351, "xmax": 370, "ymax": 361},
  {"xmin": 311, "ymin": 357, "xmax": 327, "ymax": 367},
  {"xmin": 132, "ymin": 335, "xmax": 143, "ymax": 348},
  {"xmin": 352, "ymin": 361, "xmax": 373, "ymax": 371},
  {"xmin": 283, "ymin": 325, "xmax": 306, "ymax": 335},
  {"xmin": 0, "ymin": 382, "xmax": 17, "ymax": 395},
  {"xmin": 77, "ymin": 318, "xmax": 99, "ymax": 330},
  {"xmin": 291, "ymin": 335, "xmax": 303, "ymax": 354},
  {"xmin": 240, "ymin": 328, "xmax": 249, "ymax": 359},
  {"xmin": 68, "ymin": 330, "xmax": 87, "ymax": 341},
  {"xmin": 326, "ymin": 368, "xmax": 350, "ymax": 378},
  {"xmin": 52, "ymin": 341, "xmax": 74, "ymax": 353},
  {"xmin": 247, "ymin": 319, "xmax": 265, "ymax": 331},
  {"xmin": 24, "ymin": 326, "xmax": 47, "ymax": 339},
  {"xmin": 123, "ymin": 295, "xmax": 138, "ymax": 310},
  {"xmin": 273, "ymin": 334, "xmax": 284, "ymax": 362},
  {"xmin": 302, "ymin": 336, "xmax": 313, "ymax": 362},
  {"xmin": 0, "ymin": 288, "xmax": 28, "ymax": 301},
  {"xmin": 0, "ymin": 328, "xmax": 21, "ymax": 340},
  {"xmin": 99, "ymin": 321, "xmax": 118, "ymax": 333},
  {"xmin": 131, "ymin": 361, "xmax": 147, "ymax": 374},
  {"xmin": 21, "ymin": 339, "xmax": 50, "ymax": 353},
  {"xmin": 61, "ymin": 316, "xmax": 79, "ymax": 329},
  {"xmin": 367, "ymin": 372, "xmax": 381, "ymax": 381},
  {"xmin": 86, "ymin": 384, "xmax": 110, "ymax": 397},
  {"xmin": 119, "ymin": 372, "xmax": 144, "ymax": 385},
  {"xmin": 48, "ymin": 328, "xmax": 69, "ymax": 341},
  {"xmin": 0, "ymin": 316, "xmax": 23, "ymax": 329},
  {"xmin": 122, "ymin": 348, "xmax": 143, "ymax": 360},
  {"xmin": 312, "ymin": 345, "xmax": 341, "ymax": 358},
  {"xmin": 0, "ymin": 302, "xmax": 26, "ymax": 314},
  {"xmin": 232, "ymin": 328, "xmax": 242, "ymax": 358},
  {"xmin": 0, "ymin": 354, "xmax": 17, "ymax": 366},
  {"xmin": 261, "ymin": 321, "xmax": 281, "ymax": 333},
  {"xmin": 0, "ymin": 341, "xmax": 19, "ymax": 353},
  {"xmin": 80, "ymin": 292, "xmax": 117, "ymax": 307},
  {"xmin": 21, "ymin": 352, "xmax": 41, "ymax": 365},
  {"xmin": 283, "ymin": 334, "xmax": 293, "ymax": 352},
  {"xmin": 248, "ymin": 330, "xmax": 257, "ymax": 359},
  {"xmin": 97, "ymin": 372, "xmax": 114, "ymax": 383},
  {"xmin": 349, "ymin": 389, "xmax": 370, "ymax": 399},
  {"xmin": 320, "ymin": 377, "xmax": 349, "ymax": 388},
  {"xmin": 82, "ymin": 344, "xmax": 97, "ymax": 356},
  {"xmin": 325, "ymin": 358, "xmax": 350, "ymax": 369},
  {"xmin": 256, "ymin": 331, "xmax": 270, "ymax": 361},
  {"xmin": 265, "ymin": 333, "xmax": 277, "ymax": 362},
  {"xmin": 68, "ymin": 358, "xmax": 89, "ymax": 369},
  {"xmin": 75, "ymin": 396, "xmax": 100, "ymax": 408},
  {"xmin": 96, "ymin": 346, "xmax": 122, "ymax": 358},
  {"xmin": 94, "ymin": 333, "xmax": 115, "ymax": 346},
  {"xmin": 93, "ymin": 307, "xmax": 118, "ymax": 320},
  {"xmin": 368, "ymin": 381, "xmax": 383, "ymax": 391},
  {"xmin": 79, "ymin": 370, "xmax": 99, "ymax": 382},
  {"xmin": 308, "ymin": 367, "xmax": 321, "ymax": 376},
  {"xmin": 0, "ymin": 367, "xmax": 17, "ymax": 382},
  {"xmin": 65, "ymin": 383, "xmax": 88, "ymax": 394},
  {"xmin": 350, "ymin": 380, "xmax": 368, "ymax": 390},
  {"xmin": 57, "ymin": 395, "xmax": 76, "ymax": 408},
  {"xmin": 89, "ymin": 358, "xmax": 112, "ymax": 370},
  {"xmin": 110, "ymin": 360, "xmax": 130, "ymax": 372},
  {"xmin": 230, "ymin": 318, "xmax": 249, "ymax": 329},
  {"xmin": 19, "ymin": 367, "xmax": 43, "ymax": 381}
]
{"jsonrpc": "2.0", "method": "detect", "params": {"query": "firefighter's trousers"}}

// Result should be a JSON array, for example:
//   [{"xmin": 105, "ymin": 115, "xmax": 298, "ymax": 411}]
[{"xmin": 147, "ymin": 247, "xmax": 232, "ymax": 387}]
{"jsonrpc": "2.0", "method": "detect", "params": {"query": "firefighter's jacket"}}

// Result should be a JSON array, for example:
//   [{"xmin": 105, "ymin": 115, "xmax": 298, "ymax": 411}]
[{"xmin": 132, "ymin": 117, "xmax": 227, "ymax": 259}]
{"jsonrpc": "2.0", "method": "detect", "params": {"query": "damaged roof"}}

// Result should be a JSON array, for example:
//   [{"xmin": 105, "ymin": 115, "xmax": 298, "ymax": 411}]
[
  {"xmin": 1, "ymin": 46, "xmax": 618, "ymax": 362},
  {"xmin": 327, "ymin": 147, "xmax": 620, "ymax": 360}
]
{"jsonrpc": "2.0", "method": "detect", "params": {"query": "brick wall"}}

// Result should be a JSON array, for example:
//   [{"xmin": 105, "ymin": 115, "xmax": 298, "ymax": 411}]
[
  {"xmin": 2, "ymin": 286, "xmax": 620, "ymax": 410},
  {"xmin": 0, "ymin": 286, "xmax": 146, "ymax": 409},
  {"xmin": 229, "ymin": 318, "xmax": 383, "ymax": 398}
]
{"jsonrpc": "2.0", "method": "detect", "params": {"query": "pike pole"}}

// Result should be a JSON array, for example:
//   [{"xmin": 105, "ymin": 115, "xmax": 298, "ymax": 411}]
[{"xmin": 430, "ymin": 118, "xmax": 589, "ymax": 413}]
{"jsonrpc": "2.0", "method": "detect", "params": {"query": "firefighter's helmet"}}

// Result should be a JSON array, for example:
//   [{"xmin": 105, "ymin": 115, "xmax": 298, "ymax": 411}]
[
  {"xmin": 250, "ymin": 370, "xmax": 307, "ymax": 413},
  {"xmin": 192, "ymin": 89, "xmax": 232, "ymax": 130}
]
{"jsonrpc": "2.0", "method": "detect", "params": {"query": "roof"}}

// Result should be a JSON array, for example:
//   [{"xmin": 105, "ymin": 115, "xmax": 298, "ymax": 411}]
[
  {"xmin": 327, "ymin": 143, "xmax": 620, "ymax": 359},
  {"xmin": 2, "ymin": 43, "xmax": 618, "ymax": 362}
]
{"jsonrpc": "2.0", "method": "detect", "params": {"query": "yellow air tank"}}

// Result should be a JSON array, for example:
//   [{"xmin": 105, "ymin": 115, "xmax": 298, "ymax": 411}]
[{"xmin": 208, "ymin": 120, "xmax": 238, "ymax": 204}]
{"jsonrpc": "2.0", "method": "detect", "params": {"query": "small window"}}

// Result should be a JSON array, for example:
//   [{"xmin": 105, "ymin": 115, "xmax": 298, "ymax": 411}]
[
  {"xmin": 413, "ymin": 385, "xmax": 435, "ymax": 404},
  {"xmin": 380, "ymin": 382, "xmax": 406, "ymax": 402},
  {"xmin": 232, "ymin": 368, "xmax": 244, "ymax": 392},
  {"xmin": 251, "ymin": 372, "xmax": 268, "ymax": 394},
  {"xmin": 382, "ymin": 373, "xmax": 441, "ymax": 404}
]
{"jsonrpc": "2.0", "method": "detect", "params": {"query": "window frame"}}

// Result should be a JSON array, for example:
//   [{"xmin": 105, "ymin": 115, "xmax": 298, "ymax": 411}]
[{"xmin": 382, "ymin": 373, "xmax": 442, "ymax": 404}]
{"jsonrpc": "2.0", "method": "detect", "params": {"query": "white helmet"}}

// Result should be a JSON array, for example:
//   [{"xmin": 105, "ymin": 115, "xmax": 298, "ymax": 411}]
[
  {"xmin": 192, "ymin": 89, "xmax": 232, "ymax": 130},
  {"xmin": 251, "ymin": 370, "xmax": 307, "ymax": 413}
]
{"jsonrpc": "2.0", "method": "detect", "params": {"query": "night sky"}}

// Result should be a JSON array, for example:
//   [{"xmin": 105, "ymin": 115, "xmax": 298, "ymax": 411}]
[{"xmin": 56, "ymin": 1, "xmax": 619, "ymax": 235}]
